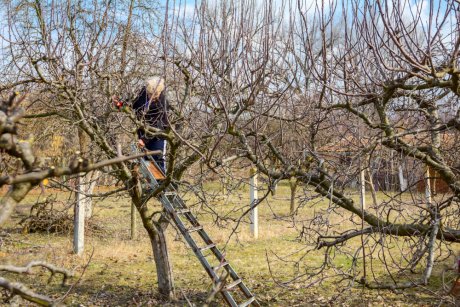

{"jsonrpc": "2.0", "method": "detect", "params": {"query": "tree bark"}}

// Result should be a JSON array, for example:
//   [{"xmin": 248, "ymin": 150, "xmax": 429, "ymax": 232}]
[
  {"xmin": 131, "ymin": 191, "xmax": 174, "ymax": 299},
  {"xmin": 149, "ymin": 224, "xmax": 174, "ymax": 299},
  {"xmin": 0, "ymin": 183, "xmax": 32, "ymax": 227}
]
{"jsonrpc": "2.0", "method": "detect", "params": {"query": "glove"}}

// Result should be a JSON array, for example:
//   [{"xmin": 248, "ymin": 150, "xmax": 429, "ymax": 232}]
[{"xmin": 112, "ymin": 95, "xmax": 124, "ymax": 110}]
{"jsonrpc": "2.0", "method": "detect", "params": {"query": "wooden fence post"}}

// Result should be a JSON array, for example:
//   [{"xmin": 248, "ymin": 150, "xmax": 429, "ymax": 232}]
[
  {"xmin": 116, "ymin": 143, "xmax": 137, "ymax": 240},
  {"xmin": 360, "ymin": 165, "xmax": 366, "ymax": 211},
  {"xmin": 222, "ymin": 162, "xmax": 229, "ymax": 195},
  {"xmin": 289, "ymin": 177, "xmax": 298, "ymax": 215},
  {"xmin": 249, "ymin": 167, "xmax": 259, "ymax": 239},
  {"xmin": 131, "ymin": 201, "xmax": 137, "ymax": 240}
]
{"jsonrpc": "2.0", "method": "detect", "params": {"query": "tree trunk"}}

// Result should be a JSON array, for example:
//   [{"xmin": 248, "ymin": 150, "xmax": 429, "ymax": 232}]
[
  {"xmin": 150, "ymin": 224, "xmax": 174, "ymax": 299},
  {"xmin": 0, "ymin": 183, "xmax": 32, "ymax": 227},
  {"xmin": 132, "ymin": 193, "xmax": 174, "ymax": 299}
]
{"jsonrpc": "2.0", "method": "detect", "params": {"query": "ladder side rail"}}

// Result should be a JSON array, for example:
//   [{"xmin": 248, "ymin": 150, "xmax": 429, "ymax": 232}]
[
  {"xmin": 136, "ymin": 155, "xmax": 214, "ymax": 280},
  {"xmin": 169, "ymin": 197, "xmax": 215, "ymax": 236},
  {"xmin": 169, "ymin": 196, "xmax": 237, "ymax": 275},
  {"xmin": 167, "ymin": 196, "xmax": 223, "ymax": 254},
  {"xmin": 161, "ymin": 197, "xmax": 240, "ymax": 307},
  {"xmin": 167, "ymin": 197, "xmax": 228, "ymax": 261},
  {"xmin": 161, "ymin": 200, "xmax": 238, "ymax": 307},
  {"xmin": 166, "ymin": 195, "xmax": 258, "ymax": 305},
  {"xmin": 169, "ymin": 195, "xmax": 257, "ymax": 300},
  {"xmin": 169, "ymin": 193, "xmax": 188, "ymax": 208},
  {"xmin": 135, "ymin": 152, "xmax": 233, "ymax": 301},
  {"xmin": 138, "ymin": 156, "xmax": 214, "ymax": 275},
  {"xmin": 222, "ymin": 269, "xmax": 256, "ymax": 301},
  {"xmin": 222, "ymin": 292, "xmax": 239, "ymax": 307},
  {"xmin": 169, "ymin": 196, "xmax": 257, "ymax": 302},
  {"xmin": 161, "ymin": 199, "xmax": 238, "ymax": 307},
  {"xmin": 139, "ymin": 159, "xmax": 160, "ymax": 186},
  {"xmin": 159, "ymin": 196, "xmax": 222, "ymax": 281},
  {"xmin": 220, "ymin": 263, "xmax": 253, "ymax": 294},
  {"xmin": 130, "ymin": 145, "xmax": 257, "ymax": 306}
]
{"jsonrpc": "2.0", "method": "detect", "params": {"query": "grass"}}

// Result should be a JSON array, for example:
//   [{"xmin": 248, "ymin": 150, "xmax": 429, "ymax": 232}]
[{"xmin": 1, "ymin": 182, "xmax": 458, "ymax": 306}]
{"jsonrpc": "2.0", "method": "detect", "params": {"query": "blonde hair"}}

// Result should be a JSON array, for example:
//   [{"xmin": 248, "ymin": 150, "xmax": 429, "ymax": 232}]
[{"xmin": 145, "ymin": 77, "xmax": 165, "ymax": 99}]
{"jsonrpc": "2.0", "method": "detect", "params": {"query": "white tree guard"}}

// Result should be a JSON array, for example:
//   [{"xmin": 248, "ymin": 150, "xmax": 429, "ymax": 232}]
[
  {"xmin": 250, "ymin": 168, "xmax": 259, "ymax": 239},
  {"xmin": 74, "ymin": 175, "xmax": 85, "ymax": 255}
]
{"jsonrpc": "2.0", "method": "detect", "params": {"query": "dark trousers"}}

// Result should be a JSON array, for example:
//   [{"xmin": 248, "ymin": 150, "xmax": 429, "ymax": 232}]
[{"xmin": 144, "ymin": 137, "xmax": 166, "ymax": 174}]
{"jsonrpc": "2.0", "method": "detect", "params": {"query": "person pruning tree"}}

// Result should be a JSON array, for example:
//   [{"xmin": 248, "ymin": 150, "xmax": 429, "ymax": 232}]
[{"xmin": 113, "ymin": 77, "xmax": 169, "ymax": 174}]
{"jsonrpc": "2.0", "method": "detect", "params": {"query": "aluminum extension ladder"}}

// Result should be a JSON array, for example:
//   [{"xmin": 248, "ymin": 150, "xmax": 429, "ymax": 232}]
[{"xmin": 134, "ymin": 149, "xmax": 260, "ymax": 307}]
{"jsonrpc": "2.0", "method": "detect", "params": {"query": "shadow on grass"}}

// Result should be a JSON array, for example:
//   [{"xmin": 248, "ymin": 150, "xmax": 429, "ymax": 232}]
[{"xmin": 68, "ymin": 283, "xmax": 221, "ymax": 306}]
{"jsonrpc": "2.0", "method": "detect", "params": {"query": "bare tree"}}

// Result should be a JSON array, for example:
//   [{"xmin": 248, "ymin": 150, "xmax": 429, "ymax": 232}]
[
  {"xmin": 167, "ymin": 0, "xmax": 460, "ymax": 299},
  {"xmin": 0, "ymin": 90, "xmax": 159, "ymax": 305},
  {"xmin": 3, "ymin": 0, "xmax": 460, "ymax": 304},
  {"xmin": 0, "ymin": 0, "xmax": 180, "ymax": 300}
]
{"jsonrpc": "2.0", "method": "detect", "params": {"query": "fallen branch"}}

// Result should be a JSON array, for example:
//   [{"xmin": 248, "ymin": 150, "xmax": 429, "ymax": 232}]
[
  {"xmin": 0, "ymin": 260, "xmax": 73, "ymax": 285},
  {"xmin": 0, "ymin": 277, "xmax": 57, "ymax": 306}
]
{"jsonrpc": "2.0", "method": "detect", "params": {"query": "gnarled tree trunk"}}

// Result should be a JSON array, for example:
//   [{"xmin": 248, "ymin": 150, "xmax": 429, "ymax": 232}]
[
  {"xmin": 149, "ymin": 221, "xmax": 174, "ymax": 299},
  {"xmin": 131, "ymin": 188, "xmax": 174, "ymax": 299}
]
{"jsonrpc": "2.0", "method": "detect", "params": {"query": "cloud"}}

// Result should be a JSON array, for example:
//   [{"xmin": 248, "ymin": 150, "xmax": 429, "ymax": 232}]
[{"xmin": 170, "ymin": 0, "xmax": 326, "ymax": 23}]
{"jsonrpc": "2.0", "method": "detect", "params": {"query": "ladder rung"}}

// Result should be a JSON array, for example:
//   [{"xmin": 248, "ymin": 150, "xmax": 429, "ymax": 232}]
[
  {"xmin": 164, "ymin": 192, "xmax": 176, "ymax": 197},
  {"xmin": 176, "ymin": 209, "xmax": 191, "ymax": 214},
  {"xmin": 187, "ymin": 226, "xmax": 203, "ymax": 233},
  {"xmin": 239, "ymin": 296, "xmax": 255, "ymax": 307},
  {"xmin": 225, "ymin": 278, "xmax": 242, "ymax": 291},
  {"xmin": 200, "ymin": 243, "xmax": 216, "ymax": 251},
  {"xmin": 213, "ymin": 261, "xmax": 229, "ymax": 271}
]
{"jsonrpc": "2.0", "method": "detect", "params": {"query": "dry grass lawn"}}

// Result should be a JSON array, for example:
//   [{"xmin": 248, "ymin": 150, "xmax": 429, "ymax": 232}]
[{"xmin": 0, "ymin": 182, "xmax": 457, "ymax": 306}]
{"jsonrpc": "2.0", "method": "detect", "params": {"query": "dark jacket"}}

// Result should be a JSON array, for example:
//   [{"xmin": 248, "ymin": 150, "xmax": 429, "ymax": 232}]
[{"xmin": 132, "ymin": 87, "xmax": 169, "ymax": 140}]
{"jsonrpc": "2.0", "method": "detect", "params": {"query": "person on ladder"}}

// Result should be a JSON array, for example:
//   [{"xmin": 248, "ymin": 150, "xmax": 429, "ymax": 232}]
[{"xmin": 113, "ymin": 76, "xmax": 169, "ymax": 176}]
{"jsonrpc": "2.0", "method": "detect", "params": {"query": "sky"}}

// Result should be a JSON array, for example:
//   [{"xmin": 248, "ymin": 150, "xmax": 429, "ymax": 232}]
[
  {"xmin": 161, "ymin": 0, "xmax": 452, "ymax": 43},
  {"xmin": 159, "ymin": 0, "xmax": 443, "ymax": 35},
  {"xmin": 0, "ymin": 0, "xmax": 454, "ymax": 70}
]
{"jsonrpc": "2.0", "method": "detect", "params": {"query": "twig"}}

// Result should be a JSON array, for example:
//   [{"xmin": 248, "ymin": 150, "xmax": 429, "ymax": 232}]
[
  {"xmin": 0, "ymin": 277, "xmax": 57, "ymax": 306},
  {"xmin": 56, "ymin": 246, "xmax": 95, "ymax": 304},
  {"xmin": 0, "ymin": 150, "xmax": 162, "ymax": 186},
  {"xmin": 0, "ymin": 261, "xmax": 73, "ymax": 285}
]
